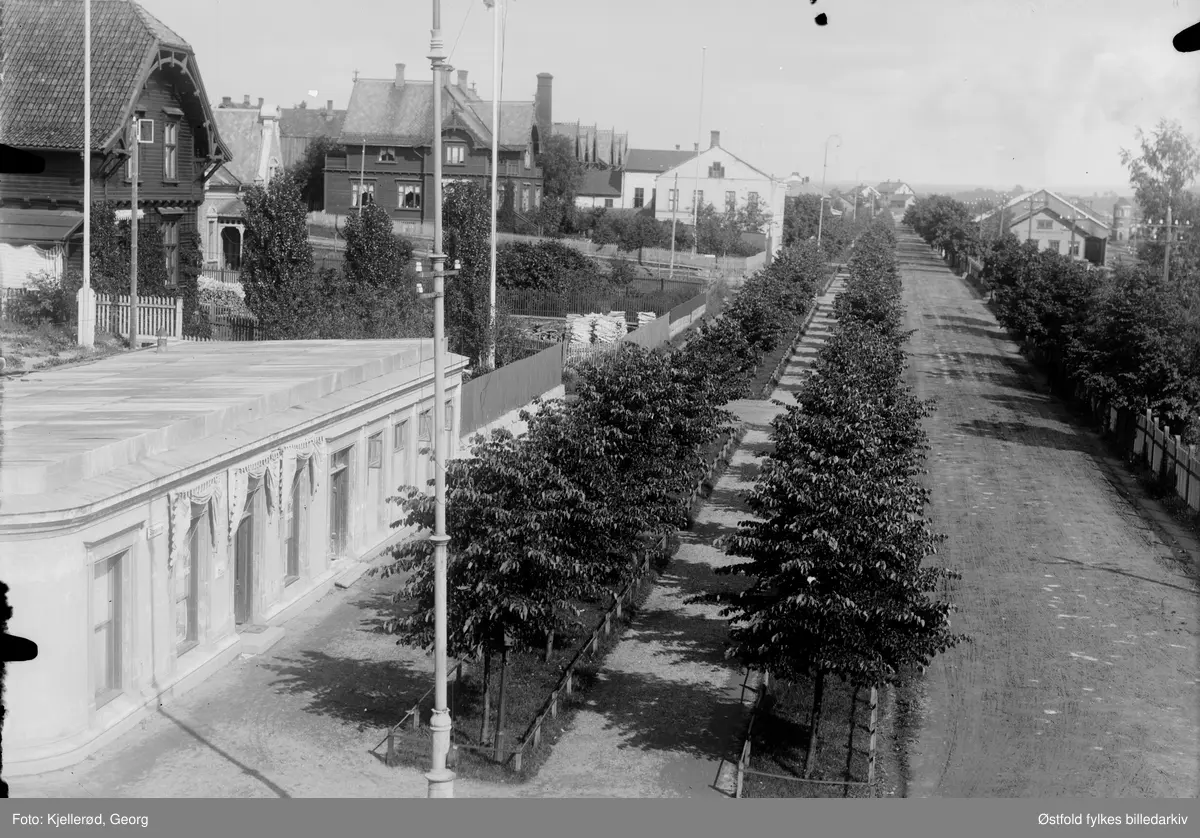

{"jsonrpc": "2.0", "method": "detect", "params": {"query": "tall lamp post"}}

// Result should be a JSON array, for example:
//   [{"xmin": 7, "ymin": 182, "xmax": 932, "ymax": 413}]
[
  {"xmin": 424, "ymin": 0, "xmax": 454, "ymax": 799},
  {"xmin": 821, "ymin": 133, "xmax": 841, "ymax": 192},
  {"xmin": 817, "ymin": 195, "xmax": 829, "ymax": 249},
  {"xmin": 78, "ymin": 0, "xmax": 96, "ymax": 347}
]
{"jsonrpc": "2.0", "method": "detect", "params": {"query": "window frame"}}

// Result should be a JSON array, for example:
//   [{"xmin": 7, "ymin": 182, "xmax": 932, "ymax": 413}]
[
  {"xmin": 162, "ymin": 219, "xmax": 180, "ymax": 289},
  {"xmin": 398, "ymin": 181, "xmax": 423, "ymax": 210},
  {"xmin": 633, "ymin": 187, "xmax": 644, "ymax": 209},
  {"xmin": 351, "ymin": 178, "xmax": 377, "ymax": 208},
  {"xmin": 176, "ymin": 506, "xmax": 207, "ymax": 655},
  {"xmin": 378, "ymin": 146, "xmax": 397, "ymax": 163},
  {"xmin": 163, "ymin": 120, "xmax": 179, "ymax": 182},
  {"xmin": 445, "ymin": 144, "xmax": 467, "ymax": 166}
]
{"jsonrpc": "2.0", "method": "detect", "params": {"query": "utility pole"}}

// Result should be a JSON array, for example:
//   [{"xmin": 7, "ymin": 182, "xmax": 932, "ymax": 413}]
[
  {"xmin": 426, "ymin": 0, "xmax": 454, "ymax": 800},
  {"xmin": 821, "ymin": 134, "xmax": 841, "ymax": 192},
  {"xmin": 130, "ymin": 117, "xmax": 140, "ymax": 350},
  {"xmin": 485, "ymin": 0, "xmax": 501, "ymax": 369},
  {"xmin": 668, "ymin": 171, "xmax": 680, "ymax": 281},
  {"xmin": 1144, "ymin": 200, "xmax": 1193, "ymax": 286},
  {"xmin": 690, "ymin": 46, "xmax": 706, "ymax": 257},
  {"xmin": 1027, "ymin": 193, "xmax": 1034, "ymax": 243},
  {"xmin": 78, "ymin": 0, "xmax": 95, "ymax": 347},
  {"xmin": 817, "ymin": 196, "xmax": 826, "ymax": 249}
]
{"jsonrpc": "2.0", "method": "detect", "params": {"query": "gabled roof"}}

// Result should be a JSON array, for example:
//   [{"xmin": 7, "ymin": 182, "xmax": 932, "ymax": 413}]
[
  {"xmin": 876, "ymin": 181, "xmax": 913, "ymax": 194},
  {"xmin": 578, "ymin": 167, "xmax": 622, "ymax": 198},
  {"xmin": 656, "ymin": 145, "xmax": 773, "ymax": 182},
  {"xmin": 466, "ymin": 100, "xmax": 536, "ymax": 150},
  {"xmin": 0, "ymin": 0, "xmax": 229, "ymax": 161},
  {"xmin": 624, "ymin": 148, "xmax": 697, "ymax": 173},
  {"xmin": 980, "ymin": 188, "xmax": 1110, "ymax": 233},
  {"xmin": 339, "ymin": 75, "xmax": 531, "ymax": 150},
  {"xmin": 212, "ymin": 109, "xmax": 264, "ymax": 185},
  {"xmin": 279, "ymin": 107, "xmax": 346, "ymax": 140}
]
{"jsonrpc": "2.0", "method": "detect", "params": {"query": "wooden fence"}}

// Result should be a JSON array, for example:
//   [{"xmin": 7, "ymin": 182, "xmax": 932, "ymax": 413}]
[
  {"xmin": 459, "ymin": 341, "xmax": 566, "ymax": 436},
  {"xmin": 1126, "ymin": 407, "xmax": 1200, "ymax": 512},
  {"xmin": 96, "ymin": 293, "xmax": 183, "ymax": 339},
  {"xmin": 202, "ymin": 268, "xmax": 242, "ymax": 285},
  {"xmin": 183, "ymin": 303, "xmax": 261, "ymax": 342}
]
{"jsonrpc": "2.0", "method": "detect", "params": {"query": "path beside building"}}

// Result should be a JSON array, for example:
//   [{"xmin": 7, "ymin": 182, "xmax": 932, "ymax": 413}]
[
  {"xmin": 514, "ymin": 275, "xmax": 846, "ymax": 798},
  {"xmin": 895, "ymin": 231, "xmax": 1199, "ymax": 797}
]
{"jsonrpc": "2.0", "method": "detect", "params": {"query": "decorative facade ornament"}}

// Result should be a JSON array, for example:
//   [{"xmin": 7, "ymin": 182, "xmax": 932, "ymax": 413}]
[
  {"xmin": 228, "ymin": 449, "xmax": 283, "ymax": 541},
  {"xmin": 167, "ymin": 475, "xmax": 224, "ymax": 573}
]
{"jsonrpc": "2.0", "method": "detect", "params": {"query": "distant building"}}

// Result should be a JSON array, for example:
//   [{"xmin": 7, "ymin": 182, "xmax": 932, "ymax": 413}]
[
  {"xmin": 653, "ymin": 130, "xmax": 785, "ymax": 255},
  {"xmin": 1111, "ymin": 197, "xmax": 1139, "ymax": 242},
  {"xmin": 621, "ymin": 146, "xmax": 697, "ymax": 212},
  {"xmin": 976, "ymin": 189, "xmax": 1110, "ymax": 265},
  {"xmin": 575, "ymin": 168, "xmax": 624, "ymax": 209},
  {"xmin": 279, "ymin": 100, "xmax": 346, "ymax": 170},
  {"xmin": 784, "ymin": 173, "xmax": 827, "ymax": 199},
  {"xmin": 876, "ymin": 181, "xmax": 917, "ymax": 213},
  {"xmin": 553, "ymin": 122, "xmax": 629, "ymax": 169},
  {"xmin": 199, "ymin": 98, "xmax": 285, "ymax": 272},
  {"xmin": 327, "ymin": 65, "xmax": 550, "ymax": 226}
]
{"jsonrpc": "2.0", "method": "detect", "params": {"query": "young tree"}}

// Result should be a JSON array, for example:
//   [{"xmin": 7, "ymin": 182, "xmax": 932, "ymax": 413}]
[
  {"xmin": 286, "ymin": 135, "xmax": 341, "ymax": 212},
  {"xmin": 442, "ymin": 179, "xmax": 493, "ymax": 365},
  {"xmin": 536, "ymin": 134, "xmax": 585, "ymax": 236},
  {"xmin": 240, "ymin": 172, "xmax": 317, "ymax": 338}
]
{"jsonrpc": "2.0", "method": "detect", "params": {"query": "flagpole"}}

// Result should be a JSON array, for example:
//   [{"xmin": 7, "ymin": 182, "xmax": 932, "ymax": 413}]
[
  {"xmin": 78, "ymin": 0, "xmax": 95, "ymax": 347},
  {"xmin": 486, "ymin": 0, "xmax": 501, "ymax": 369},
  {"xmin": 690, "ymin": 46, "xmax": 706, "ymax": 256}
]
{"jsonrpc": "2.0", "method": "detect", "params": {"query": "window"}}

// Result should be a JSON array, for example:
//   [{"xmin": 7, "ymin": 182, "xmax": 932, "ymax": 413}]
[
  {"xmin": 368, "ymin": 433, "xmax": 383, "ymax": 469},
  {"xmin": 504, "ymin": 160, "xmax": 517, "ymax": 176},
  {"xmin": 177, "ymin": 509, "xmax": 206, "ymax": 652},
  {"xmin": 163, "ymin": 220, "xmax": 179, "ymax": 289},
  {"xmin": 726, "ymin": 190, "xmax": 736, "ymax": 209},
  {"xmin": 285, "ymin": 460, "xmax": 310, "ymax": 585},
  {"xmin": 329, "ymin": 447, "xmax": 353, "ymax": 555},
  {"xmin": 163, "ymin": 122, "xmax": 178, "ymax": 180},
  {"xmin": 604, "ymin": 198, "xmax": 614, "ymax": 208},
  {"xmin": 708, "ymin": 162, "xmax": 725, "ymax": 179},
  {"xmin": 399, "ymin": 182, "xmax": 422, "ymax": 209},
  {"xmin": 1069, "ymin": 241, "xmax": 1080, "ymax": 257},
  {"xmin": 352, "ymin": 179, "xmax": 376, "ymax": 208},
  {"xmin": 392, "ymin": 418, "xmax": 410, "ymax": 489},
  {"xmin": 445, "ymin": 399, "xmax": 454, "ymax": 434},
  {"xmin": 692, "ymin": 190, "xmax": 704, "ymax": 209},
  {"xmin": 633, "ymin": 187, "xmax": 645, "ymax": 209},
  {"xmin": 446, "ymin": 145, "xmax": 466, "ymax": 165},
  {"xmin": 206, "ymin": 217, "xmax": 218, "ymax": 262},
  {"xmin": 93, "ymin": 553, "xmax": 123, "ymax": 706},
  {"xmin": 668, "ymin": 189, "xmax": 679, "ymax": 211},
  {"xmin": 1036, "ymin": 220, "xmax": 1053, "ymax": 230},
  {"xmin": 521, "ymin": 184, "xmax": 531, "ymax": 213},
  {"xmin": 535, "ymin": 187, "xmax": 542, "ymax": 208},
  {"xmin": 747, "ymin": 191, "xmax": 759, "ymax": 203},
  {"xmin": 1047, "ymin": 239, "xmax": 1061, "ymax": 252},
  {"xmin": 524, "ymin": 148, "xmax": 532, "ymax": 169},
  {"xmin": 379, "ymin": 147, "xmax": 396, "ymax": 163}
]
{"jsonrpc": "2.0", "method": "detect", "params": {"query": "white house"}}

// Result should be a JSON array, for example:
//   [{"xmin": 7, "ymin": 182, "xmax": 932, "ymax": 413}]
[
  {"xmin": 653, "ymin": 131, "xmax": 785, "ymax": 254},
  {"xmin": 975, "ymin": 188, "xmax": 1111, "ymax": 265},
  {"xmin": 0, "ymin": 340, "xmax": 468, "ymax": 777},
  {"xmin": 876, "ymin": 181, "xmax": 917, "ymax": 214},
  {"xmin": 575, "ymin": 167, "xmax": 624, "ymax": 209},
  {"xmin": 621, "ymin": 147, "xmax": 696, "ymax": 211}
]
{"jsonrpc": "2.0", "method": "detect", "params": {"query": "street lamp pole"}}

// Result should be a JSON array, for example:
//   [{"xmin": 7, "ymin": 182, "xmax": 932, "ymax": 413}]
[
  {"xmin": 821, "ymin": 133, "xmax": 841, "ymax": 192},
  {"xmin": 817, "ymin": 195, "xmax": 827, "ymax": 249},
  {"xmin": 426, "ymin": 0, "xmax": 454, "ymax": 800},
  {"xmin": 78, "ymin": 0, "xmax": 95, "ymax": 347},
  {"xmin": 689, "ymin": 45, "xmax": 706, "ymax": 257},
  {"xmin": 485, "ymin": 0, "xmax": 501, "ymax": 370}
]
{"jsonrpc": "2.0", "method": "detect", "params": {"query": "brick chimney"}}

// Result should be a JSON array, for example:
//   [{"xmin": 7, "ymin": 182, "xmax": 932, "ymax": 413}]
[
  {"xmin": 693, "ymin": 142, "xmax": 699, "ymax": 152},
  {"xmin": 710, "ymin": 130, "xmax": 720, "ymax": 149},
  {"xmin": 327, "ymin": 99, "xmax": 333, "ymax": 111},
  {"xmin": 221, "ymin": 96, "xmax": 232, "ymax": 108},
  {"xmin": 457, "ymin": 70, "xmax": 468, "ymax": 89},
  {"xmin": 394, "ymin": 63, "xmax": 405, "ymax": 88},
  {"xmin": 535, "ymin": 73, "xmax": 553, "ymax": 140},
  {"xmin": 243, "ymin": 94, "xmax": 250, "ymax": 106},
  {"xmin": 675, "ymin": 144, "xmax": 680, "ymax": 150},
  {"xmin": 258, "ymin": 97, "xmax": 264, "ymax": 109}
]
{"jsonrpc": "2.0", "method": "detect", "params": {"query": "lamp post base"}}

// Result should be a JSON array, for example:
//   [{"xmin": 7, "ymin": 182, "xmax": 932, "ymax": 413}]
[{"xmin": 425, "ymin": 768, "xmax": 456, "ymax": 798}]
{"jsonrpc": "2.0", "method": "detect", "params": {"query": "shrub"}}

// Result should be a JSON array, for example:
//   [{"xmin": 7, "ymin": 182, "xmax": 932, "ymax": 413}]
[{"xmin": 8, "ymin": 270, "xmax": 82, "ymax": 327}]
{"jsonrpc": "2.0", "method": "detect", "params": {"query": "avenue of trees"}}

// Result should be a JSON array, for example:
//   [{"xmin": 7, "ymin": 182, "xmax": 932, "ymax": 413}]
[
  {"xmin": 904, "ymin": 119, "xmax": 1200, "ymax": 443},
  {"xmin": 717, "ymin": 220, "xmax": 965, "ymax": 776}
]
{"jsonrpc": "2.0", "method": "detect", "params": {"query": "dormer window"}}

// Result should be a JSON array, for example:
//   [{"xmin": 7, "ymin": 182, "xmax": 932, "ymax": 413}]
[
  {"xmin": 446, "ymin": 144, "xmax": 466, "ymax": 165},
  {"xmin": 524, "ymin": 148, "xmax": 532, "ymax": 169},
  {"xmin": 379, "ymin": 147, "xmax": 396, "ymax": 163},
  {"xmin": 708, "ymin": 162, "xmax": 725, "ymax": 179}
]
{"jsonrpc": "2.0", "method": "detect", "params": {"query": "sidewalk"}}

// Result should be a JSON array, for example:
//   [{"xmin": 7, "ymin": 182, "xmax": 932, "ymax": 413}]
[{"xmin": 512, "ymin": 274, "xmax": 847, "ymax": 797}]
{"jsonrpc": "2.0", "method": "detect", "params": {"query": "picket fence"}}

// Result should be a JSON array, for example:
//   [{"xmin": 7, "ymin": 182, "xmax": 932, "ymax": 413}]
[
  {"xmin": 1124, "ymin": 407, "xmax": 1200, "ymax": 512},
  {"xmin": 96, "ymin": 293, "xmax": 183, "ymax": 339}
]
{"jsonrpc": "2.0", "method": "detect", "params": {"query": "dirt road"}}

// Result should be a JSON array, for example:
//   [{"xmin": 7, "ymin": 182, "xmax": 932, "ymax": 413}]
[{"xmin": 895, "ymin": 231, "xmax": 1199, "ymax": 798}]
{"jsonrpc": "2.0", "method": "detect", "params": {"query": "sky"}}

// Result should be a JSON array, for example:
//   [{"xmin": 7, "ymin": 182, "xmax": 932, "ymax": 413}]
[{"xmin": 142, "ymin": 0, "xmax": 1200, "ymax": 192}]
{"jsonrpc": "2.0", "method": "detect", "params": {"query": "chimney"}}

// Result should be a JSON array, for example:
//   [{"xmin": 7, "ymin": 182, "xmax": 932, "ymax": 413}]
[
  {"xmin": 693, "ymin": 142, "xmax": 699, "ymax": 152},
  {"xmin": 243, "ymin": 94, "xmax": 250, "ymax": 106},
  {"xmin": 299, "ymin": 101, "xmax": 307, "ymax": 109},
  {"xmin": 535, "ymin": 73, "xmax": 553, "ymax": 139},
  {"xmin": 675, "ymin": 144, "xmax": 680, "ymax": 151},
  {"xmin": 258, "ymin": 97, "xmax": 264, "ymax": 109},
  {"xmin": 327, "ymin": 99, "xmax": 333, "ymax": 111},
  {"xmin": 457, "ymin": 70, "xmax": 468, "ymax": 89},
  {"xmin": 221, "ymin": 96, "xmax": 232, "ymax": 108},
  {"xmin": 710, "ymin": 130, "xmax": 720, "ymax": 149},
  {"xmin": 394, "ymin": 63, "xmax": 406, "ymax": 88}
]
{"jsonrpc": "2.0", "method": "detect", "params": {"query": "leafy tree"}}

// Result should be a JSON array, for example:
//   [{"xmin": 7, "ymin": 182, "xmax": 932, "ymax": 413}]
[
  {"xmin": 783, "ymin": 194, "xmax": 827, "ymax": 246},
  {"xmin": 536, "ymin": 134, "xmax": 585, "ymax": 236},
  {"xmin": 116, "ymin": 216, "xmax": 169, "ymax": 296},
  {"xmin": 240, "ymin": 172, "xmax": 317, "ymax": 338},
  {"xmin": 287, "ymin": 135, "xmax": 341, "ymax": 211},
  {"xmin": 495, "ymin": 240, "xmax": 598, "ymax": 292},
  {"xmin": 88, "ymin": 201, "xmax": 126, "ymax": 295},
  {"xmin": 442, "ymin": 179, "xmax": 494, "ymax": 365}
]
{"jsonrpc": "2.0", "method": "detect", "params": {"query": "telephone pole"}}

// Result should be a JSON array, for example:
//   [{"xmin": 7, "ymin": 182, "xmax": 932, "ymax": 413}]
[
  {"xmin": 668, "ymin": 171, "xmax": 680, "ymax": 281},
  {"xmin": 130, "ymin": 117, "xmax": 140, "ymax": 350},
  {"xmin": 689, "ymin": 46, "xmax": 706, "ymax": 257},
  {"xmin": 1144, "ymin": 200, "xmax": 1194, "ymax": 286},
  {"xmin": 78, "ymin": 0, "xmax": 95, "ymax": 347}
]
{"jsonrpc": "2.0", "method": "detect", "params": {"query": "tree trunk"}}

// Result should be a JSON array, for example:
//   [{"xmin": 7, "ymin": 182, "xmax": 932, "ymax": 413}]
[
  {"xmin": 844, "ymin": 685, "xmax": 859, "ymax": 796},
  {"xmin": 804, "ymin": 670, "xmax": 827, "ymax": 779},
  {"xmin": 493, "ymin": 639, "xmax": 510, "ymax": 762},
  {"xmin": 544, "ymin": 630, "xmax": 554, "ymax": 664},
  {"xmin": 478, "ymin": 649, "xmax": 492, "ymax": 744}
]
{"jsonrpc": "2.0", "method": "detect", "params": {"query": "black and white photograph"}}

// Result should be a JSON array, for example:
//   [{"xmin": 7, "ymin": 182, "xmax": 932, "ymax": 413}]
[{"xmin": 0, "ymin": 0, "xmax": 1197, "ymax": 821}]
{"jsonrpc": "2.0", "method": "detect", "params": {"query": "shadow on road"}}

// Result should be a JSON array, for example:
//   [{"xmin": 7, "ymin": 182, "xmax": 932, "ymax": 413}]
[
  {"xmin": 157, "ymin": 709, "xmax": 293, "ymax": 798},
  {"xmin": 933, "ymin": 322, "xmax": 1011, "ymax": 342},
  {"xmin": 954, "ymin": 418, "xmax": 1095, "ymax": 454}
]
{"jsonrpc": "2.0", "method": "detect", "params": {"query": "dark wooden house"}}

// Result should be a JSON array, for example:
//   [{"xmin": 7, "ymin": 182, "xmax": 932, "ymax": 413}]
[
  {"xmin": 326, "ymin": 65, "xmax": 551, "ymax": 230},
  {"xmin": 0, "ymin": 0, "xmax": 230, "ymax": 290}
]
